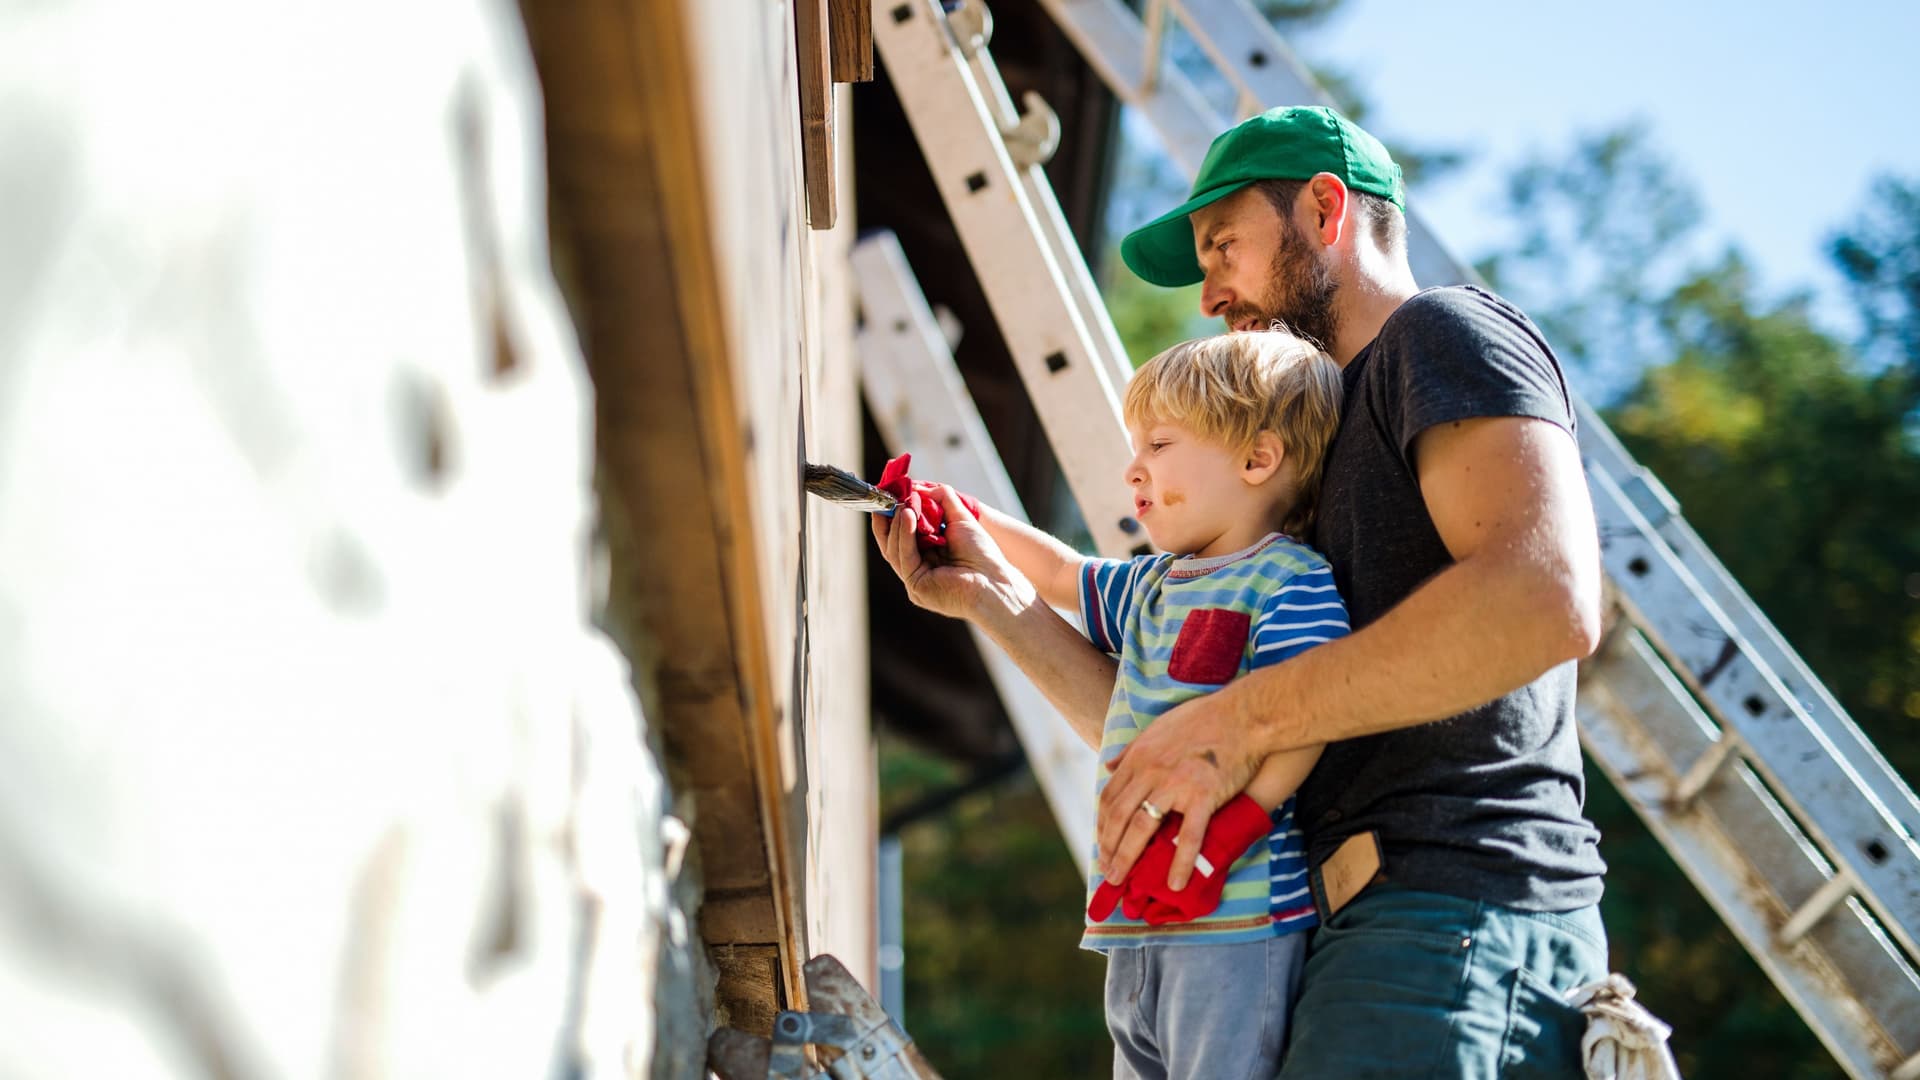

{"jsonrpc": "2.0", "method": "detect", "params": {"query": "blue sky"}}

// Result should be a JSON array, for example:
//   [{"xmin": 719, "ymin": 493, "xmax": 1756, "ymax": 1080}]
[{"xmin": 1291, "ymin": 0, "xmax": 1920, "ymax": 336}]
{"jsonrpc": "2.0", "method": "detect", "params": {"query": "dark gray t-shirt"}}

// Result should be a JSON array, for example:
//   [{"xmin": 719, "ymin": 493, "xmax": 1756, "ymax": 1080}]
[{"xmin": 1303, "ymin": 284, "xmax": 1605, "ymax": 913}]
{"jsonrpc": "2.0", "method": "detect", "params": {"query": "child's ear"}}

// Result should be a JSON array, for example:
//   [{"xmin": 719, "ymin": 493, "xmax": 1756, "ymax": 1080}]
[{"xmin": 1241, "ymin": 431, "xmax": 1286, "ymax": 485}]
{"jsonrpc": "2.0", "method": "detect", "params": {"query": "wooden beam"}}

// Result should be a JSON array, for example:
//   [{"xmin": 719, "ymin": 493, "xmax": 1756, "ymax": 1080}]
[
  {"xmin": 520, "ymin": 0, "xmax": 810, "ymax": 1019},
  {"xmin": 829, "ymin": 0, "xmax": 873, "ymax": 82},
  {"xmin": 795, "ymin": 0, "xmax": 837, "ymax": 228}
]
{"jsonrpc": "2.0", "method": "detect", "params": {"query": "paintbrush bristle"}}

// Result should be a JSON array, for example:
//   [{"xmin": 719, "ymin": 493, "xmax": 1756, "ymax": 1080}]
[{"xmin": 804, "ymin": 463, "xmax": 898, "ymax": 513}]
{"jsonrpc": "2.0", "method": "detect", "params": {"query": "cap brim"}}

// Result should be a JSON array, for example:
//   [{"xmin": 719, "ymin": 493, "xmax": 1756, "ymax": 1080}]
[{"xmin": 1118, "ymin": 180, "xmax": 1253, "ymax": 288}]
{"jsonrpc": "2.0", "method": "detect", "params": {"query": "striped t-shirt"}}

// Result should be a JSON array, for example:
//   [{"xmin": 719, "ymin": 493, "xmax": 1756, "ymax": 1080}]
[{"xmin": 1077, "ymin": 532, "xmax": 1350, "ymax": 950}]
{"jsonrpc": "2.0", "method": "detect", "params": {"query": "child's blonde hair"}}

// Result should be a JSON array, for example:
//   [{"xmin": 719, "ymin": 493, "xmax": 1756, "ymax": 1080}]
[{"xmin": 1124, "ymin": 331, "xmax": 1344, "ymax": 537}]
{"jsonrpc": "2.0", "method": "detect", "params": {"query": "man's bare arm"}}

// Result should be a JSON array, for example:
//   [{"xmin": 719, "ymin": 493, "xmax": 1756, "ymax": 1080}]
[{"xmin": 1096, "ymin": 415, "xmax": 1602, "ymax": 885}]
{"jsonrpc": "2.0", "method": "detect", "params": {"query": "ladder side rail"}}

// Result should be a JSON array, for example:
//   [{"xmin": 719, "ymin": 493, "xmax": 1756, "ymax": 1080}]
[
  {"xmin": 1589, "ymin": 465, "xmax": 1920, "ymax": 964},
  {"xmin": 1580, "ymin": 628, "xmax": 1920, "ymax": 1078},
  {"xmin": 957, "ymin": 29, "xmax": 1138, "ymax": 394},
  {"xmin": 854, "ymin": 233, "xmax": 1100, "ymax": 876},
  {"xmin": 1574, "ymin": 399, "xmax": 1920, "ymax": 846},
  {"xmin": 875, "ymin": 0, "xmax": 1144, "ymax": 558}
]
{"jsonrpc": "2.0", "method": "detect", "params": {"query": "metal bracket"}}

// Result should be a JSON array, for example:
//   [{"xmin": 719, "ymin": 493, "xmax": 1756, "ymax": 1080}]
[
  {"xmin": 1001, "ymin": 90, "xmax": 1061, "ymax": 167},
  {"xmin": 708, "ymin": 955, "xmax": 943, "ymax": 1080}
]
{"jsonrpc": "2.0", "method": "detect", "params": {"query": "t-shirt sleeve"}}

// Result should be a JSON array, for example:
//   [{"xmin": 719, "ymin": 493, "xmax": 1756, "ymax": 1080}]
[
  {"xmin": 1248, "ymin": 561, "xmax": 1351, "ymax": 670},
  {"xmin": 1379, "ymin": 288, "xmax": 1575, "ymax": 469},
  {"xmin": 1079, "ymin": 555, "xmax": 1160, "ymax": 655}
]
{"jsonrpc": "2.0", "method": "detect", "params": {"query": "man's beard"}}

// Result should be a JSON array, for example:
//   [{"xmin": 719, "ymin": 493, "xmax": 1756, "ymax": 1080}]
[{"xmin": 1225, "ymin": 216, "xmax": 1339, "ymax": 352}]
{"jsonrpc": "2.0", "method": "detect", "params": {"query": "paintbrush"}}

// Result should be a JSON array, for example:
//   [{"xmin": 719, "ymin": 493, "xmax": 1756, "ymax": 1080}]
[{"xmin": 804, "ymin": 462, "xmax": 898, "ymax": 515}]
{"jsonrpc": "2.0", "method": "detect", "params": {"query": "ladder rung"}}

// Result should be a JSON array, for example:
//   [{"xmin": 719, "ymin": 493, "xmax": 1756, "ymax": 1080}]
[
  {"xmin": 1670, "ymin": 731, "xmax": 1742, "ymax": 808},
  {"xmin": 1781, "ymin": 871, "xmax": 1858, "ymax": 948},
  {"xmin": 1139, "ymin": 0, "xmax": 1167, "ymax": 95}
]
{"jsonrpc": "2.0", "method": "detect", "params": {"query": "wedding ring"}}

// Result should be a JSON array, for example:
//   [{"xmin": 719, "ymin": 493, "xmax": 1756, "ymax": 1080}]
[{"xmin": 1140, "ymin": 799, "xmax": 1165, "ymax": 821}]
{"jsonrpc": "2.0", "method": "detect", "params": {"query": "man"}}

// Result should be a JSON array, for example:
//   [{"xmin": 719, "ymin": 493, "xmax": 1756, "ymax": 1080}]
[{"xmin": 875, "ymin": 105, "xmax": 1607, "ymax": 1075}]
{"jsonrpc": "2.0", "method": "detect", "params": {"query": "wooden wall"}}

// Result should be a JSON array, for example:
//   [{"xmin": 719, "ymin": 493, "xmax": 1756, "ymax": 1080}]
[{"xmin": 523, "ymin": 0, "xmax": 876, "ymax": 1046}]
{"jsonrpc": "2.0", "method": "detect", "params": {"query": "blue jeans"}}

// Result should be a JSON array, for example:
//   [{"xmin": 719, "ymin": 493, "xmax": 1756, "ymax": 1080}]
[
  {"xmin": 1105, "ymin": 933, "xmax": 1310, "ymax": 1080},
  {"xmin": 1277, "ymin": 885, "xmax": 1607, "ymax": 1079}
]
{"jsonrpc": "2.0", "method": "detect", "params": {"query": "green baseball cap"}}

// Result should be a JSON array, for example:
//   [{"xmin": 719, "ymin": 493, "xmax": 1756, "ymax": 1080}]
[{"xmin": 1119, "ymin": 105, "xmax": 1404, "ymax": 287}]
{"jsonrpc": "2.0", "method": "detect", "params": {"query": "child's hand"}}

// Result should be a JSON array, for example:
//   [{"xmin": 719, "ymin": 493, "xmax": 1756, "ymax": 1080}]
[
  {"xmin": 1085, "ymin": 795, "xmax": 1273, "ymax": 925},
  {"xmin": 872, "ymin": 485, "xmax": 1034, "ymax": 624},
  {"xmin": 875, "ymin": 454, "xmax": 981, "ymax": 550},
  {"xmin": 1088, "ymin": 825, "xmax": 1178, "ymax": 921}
]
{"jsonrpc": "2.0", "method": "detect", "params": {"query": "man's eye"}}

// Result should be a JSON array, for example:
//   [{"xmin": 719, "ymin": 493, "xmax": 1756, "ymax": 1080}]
[{"xmin": 1217, "ymin": 240, "xmax": 1232, "ymax": 254}]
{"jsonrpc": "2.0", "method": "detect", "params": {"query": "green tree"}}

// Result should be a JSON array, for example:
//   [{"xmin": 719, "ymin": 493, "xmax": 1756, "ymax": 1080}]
[
  {"xmin": 1485, "ymin": 128, "xmax": 1920, "ymax": 1076},
  {"xmin": 1830, "ymin": 175, "xmax": 1920, "ymax": 375},
  {"xmin": 883, "ymin": 737, "xmax": 1111, "ymax": 1077},
  {"xmin": 1476, "ymin": 124, "xmax": 1704, "ymax": 394}
]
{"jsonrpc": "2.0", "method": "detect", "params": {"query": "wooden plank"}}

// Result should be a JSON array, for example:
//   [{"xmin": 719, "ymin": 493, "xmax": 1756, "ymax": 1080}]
[
  {"xmin": 796, "ymin": 0, "xmax": 837, "ymax": 228},
  {"xmin": 613, "ymin": 0, "xmax": 812, "ymax": 1014},
  {"xmin": 703, "ymin": 890, "xmax": 786, "ymax": 946},
  {"xmin": 519, "ymin": 0, "xmax": 809, "ymax": 1018},
  {"xmin": 829, "ymin": 0, "xmax": 873, "ymax": 82}
]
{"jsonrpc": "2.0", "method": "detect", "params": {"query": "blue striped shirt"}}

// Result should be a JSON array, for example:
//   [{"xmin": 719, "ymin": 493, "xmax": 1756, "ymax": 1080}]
[{"xmin": 1078, "ymin": 532, "xmax": 1350, "ymax": 950}]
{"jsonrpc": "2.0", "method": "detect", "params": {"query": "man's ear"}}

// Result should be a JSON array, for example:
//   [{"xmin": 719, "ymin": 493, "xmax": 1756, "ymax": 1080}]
[
  {"xmin": 1242, "ymin": 431, "xmax": 1287, "ymax": 485},
  {"xmin": 1306, "ymin": 173, "xmax": 1349, "ymax": 247}
]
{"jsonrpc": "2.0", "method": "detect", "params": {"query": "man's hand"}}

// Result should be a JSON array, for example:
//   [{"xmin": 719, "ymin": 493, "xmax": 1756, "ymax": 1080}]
[
  {"xmin": 1096, "ymin": 686, "xmax": 1263, "ymax": 891},
  {"xmin": 871, "ymin": 484, "xmax": 1037, "ymax": 623},
  {"xmin": 1087, "ymin": 794, "xmax": 1272, "ymax": 924}
]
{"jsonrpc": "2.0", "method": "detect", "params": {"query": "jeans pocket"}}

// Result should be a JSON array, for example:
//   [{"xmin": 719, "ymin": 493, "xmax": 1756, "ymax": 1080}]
[
  {"xmin": 1286, "ymin": 924, "xmax": 1474, "ymax": 1078},
  {"xmin": 1498, "ymin": 967, "xmax": 1587, "ymax": 1078}
]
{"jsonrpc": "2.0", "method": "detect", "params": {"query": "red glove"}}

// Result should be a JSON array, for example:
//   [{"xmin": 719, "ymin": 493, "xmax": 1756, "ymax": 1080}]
[
  {"xmin": 1086, "ymin": 795, "xmax": 1275, "ymax": 926},
  {"xmin": 1089, "ymin": 822, "xmax": 1178, "ymax": 922},
  {"xmin": 875, "ymin": 453, "xmax": 981, "ymax": 550}
]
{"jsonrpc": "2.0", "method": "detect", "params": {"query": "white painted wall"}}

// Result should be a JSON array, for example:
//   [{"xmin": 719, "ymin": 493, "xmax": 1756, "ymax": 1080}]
[{"xmin": 0, "ymin": 1, "xmax": 677, "ymax": 1075}]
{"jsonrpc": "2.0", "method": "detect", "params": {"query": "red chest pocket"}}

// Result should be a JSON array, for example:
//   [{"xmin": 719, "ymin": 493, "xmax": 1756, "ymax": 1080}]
[{"xmin": 1167, "ymin": 608, "xmax": 1253, "ymax": 685}]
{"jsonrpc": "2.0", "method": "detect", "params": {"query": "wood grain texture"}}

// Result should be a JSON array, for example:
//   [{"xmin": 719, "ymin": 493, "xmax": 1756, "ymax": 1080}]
[
  {"xmin": 711, "ymin": 945, "xmax": 784, "ymax": 1036},
  {"xmin": 795, "ymin": 0, "xmax": 837, "ymax": 227},
  {"xmin": 828, "ymin": 0, "xmax": 873, "ymax": 82}
]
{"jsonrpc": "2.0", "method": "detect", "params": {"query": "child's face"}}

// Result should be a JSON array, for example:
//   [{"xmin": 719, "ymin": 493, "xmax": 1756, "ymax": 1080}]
[{"xmin": 1122, "ymin": 419, "xmax": 1261, "ymax": 557}]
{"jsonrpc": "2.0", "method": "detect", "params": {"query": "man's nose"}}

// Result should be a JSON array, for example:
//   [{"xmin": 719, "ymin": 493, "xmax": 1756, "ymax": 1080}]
[{"xmin": 1199, "ymin": 274, "xmax": 1232, "ymax": 319}]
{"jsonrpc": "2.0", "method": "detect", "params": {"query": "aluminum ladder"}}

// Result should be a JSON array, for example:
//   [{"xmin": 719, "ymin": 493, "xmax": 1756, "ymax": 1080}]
[{"xmin": 857, "ymin": 1, "xmax": 1920, "ymax": 1073}]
